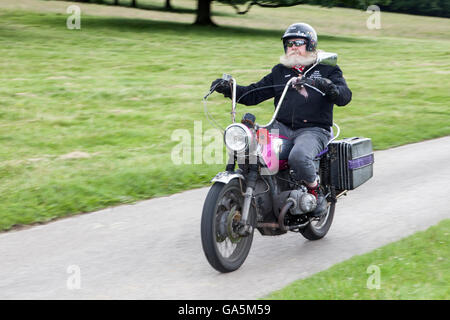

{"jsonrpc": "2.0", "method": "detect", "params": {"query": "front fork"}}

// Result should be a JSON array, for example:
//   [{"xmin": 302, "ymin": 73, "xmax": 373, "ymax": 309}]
[
  {"xmin": 225, "ymin": 149, "xmax": 257, "ymax": 236},
  {"xmin": 236, "ymin": 164, "xmax": 258, "ymax": 236}
]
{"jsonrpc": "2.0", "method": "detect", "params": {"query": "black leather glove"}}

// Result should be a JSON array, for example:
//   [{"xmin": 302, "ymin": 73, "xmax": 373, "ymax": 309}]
[
  {"xmin": 313, "ymin": 77, "xmax": 340, "ymax": 101},
  {"xmin": 210, "ymin": 79, "xmax": 232, "ymax": 97}
]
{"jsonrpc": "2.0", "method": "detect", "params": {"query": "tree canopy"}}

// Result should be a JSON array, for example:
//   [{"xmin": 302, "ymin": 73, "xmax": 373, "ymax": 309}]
[{"xmin": 66, "ymin": 0, "xmax": 450, "ymax": 26}]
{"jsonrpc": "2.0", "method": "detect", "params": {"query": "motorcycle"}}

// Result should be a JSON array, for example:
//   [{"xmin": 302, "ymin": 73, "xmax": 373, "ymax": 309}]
[{"xmin": 201, "ymin": 52, "xmax": 374, "ymax": 273}]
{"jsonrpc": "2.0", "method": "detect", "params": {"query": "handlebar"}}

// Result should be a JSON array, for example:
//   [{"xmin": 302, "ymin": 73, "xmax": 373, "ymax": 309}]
[{"xmin": 203, "ymin": 72, "xmax": 339, "ymax": 140}]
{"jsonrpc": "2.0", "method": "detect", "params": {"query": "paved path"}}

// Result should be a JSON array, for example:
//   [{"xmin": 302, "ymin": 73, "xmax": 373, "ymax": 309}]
[{"xmin": 0, "ymin": 136, "xmax": 449, "ymax": 299}]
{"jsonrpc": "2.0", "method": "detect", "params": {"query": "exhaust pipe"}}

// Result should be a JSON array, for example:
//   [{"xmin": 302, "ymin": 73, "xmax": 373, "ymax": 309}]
[
  {"xmin": 278, "ymin": 200, "xmax": 294, "ymax": 231},
  {"xmin": 257, "ymin": 198, "xmax": 310, "ymax": 231},
  {"xmin": 256, "ymin": 201, "xmax": 294, "ymax": 231}
]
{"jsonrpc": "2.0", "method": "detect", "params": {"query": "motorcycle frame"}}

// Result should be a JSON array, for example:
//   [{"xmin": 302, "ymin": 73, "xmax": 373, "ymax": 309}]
[{"xmin": 212, "ymin": 57, "xmax": 342, "ymax": 234}]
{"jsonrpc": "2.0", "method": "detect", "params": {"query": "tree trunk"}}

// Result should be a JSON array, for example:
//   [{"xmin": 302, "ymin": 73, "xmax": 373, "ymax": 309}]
[
  {"xmin": 114, "ymin": 0, "xmax": 119, "ymax": 5},
  {"xmin": 194, "ymin": 0, "xmax": 216, "ymax": 26},
  {"xmin": 131, "ymin": 0, "xmax": 137, "ymax": 7},
  {"xmin": 165, "ymin": 0, "xmax": 173, "ymax": 10}
]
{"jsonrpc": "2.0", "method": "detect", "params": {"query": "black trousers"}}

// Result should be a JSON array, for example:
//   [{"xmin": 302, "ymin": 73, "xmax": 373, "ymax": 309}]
[{"xmin": 270, "ymin": 120, "xmax": 331, "ymax": 183}]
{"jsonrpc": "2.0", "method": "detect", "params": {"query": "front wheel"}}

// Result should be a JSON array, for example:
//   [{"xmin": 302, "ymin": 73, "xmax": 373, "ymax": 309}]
[{"xmin": 201, "ymin": 179, "xmax": 255, "ymax": 273}]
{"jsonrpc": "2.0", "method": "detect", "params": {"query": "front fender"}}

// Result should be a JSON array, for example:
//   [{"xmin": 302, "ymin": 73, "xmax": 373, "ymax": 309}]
[{"xmin": 211, "ymin": 171, "xmax": 245, "ymax": 184}]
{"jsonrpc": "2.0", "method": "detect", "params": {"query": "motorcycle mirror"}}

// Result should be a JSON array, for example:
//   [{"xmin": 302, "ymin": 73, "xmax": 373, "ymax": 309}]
[{"xmin": 316, "ymin": 51, "xmax": 338, "ymax": 66}]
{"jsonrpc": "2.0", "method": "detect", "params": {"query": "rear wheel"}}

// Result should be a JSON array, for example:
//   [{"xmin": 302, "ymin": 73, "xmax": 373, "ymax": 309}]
[
  {"xmin": 300, "ymin": 200, "xmax": 335, "ymax": 240},
  {"xmin": 201, "ymin": 179, "xmax": 255, "ymax": 273}
]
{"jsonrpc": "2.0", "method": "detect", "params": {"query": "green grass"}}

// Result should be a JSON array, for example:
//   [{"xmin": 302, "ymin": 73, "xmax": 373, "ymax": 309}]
[
  {"xmin": 264, "ymin": 219, "xmax": 450, "ymax": 300},
  {"xmin": 0, "ymin": 2, "xmax": 449, "ymax": 231}
]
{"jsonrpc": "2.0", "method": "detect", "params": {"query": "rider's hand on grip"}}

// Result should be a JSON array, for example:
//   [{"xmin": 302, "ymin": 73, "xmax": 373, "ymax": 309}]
[
  {"xmin": 314, "ymin": 77, "xmax": 340, "ymax": 102},
  {"xmin": 210, "ymin": 79, "xmax": 232, "ymax": 98},
  {"xmin": 292, "ymin": 76, "xmax": 314, "ymax": 89}
]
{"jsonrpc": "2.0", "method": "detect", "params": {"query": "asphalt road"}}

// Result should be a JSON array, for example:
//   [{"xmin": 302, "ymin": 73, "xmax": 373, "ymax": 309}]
[{"xmin": 0, "ymin": 136, "xmax": 449, "ymax": 299}]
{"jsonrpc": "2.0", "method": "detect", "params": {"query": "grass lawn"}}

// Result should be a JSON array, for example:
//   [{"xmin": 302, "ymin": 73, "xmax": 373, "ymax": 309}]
[
  {"xmin": 0, "ymin": 1, "xmax": 449, "ymax": 231},
  {"xmin": 264, "ymin": 219, "xmax": 450, "ymax": 300}
]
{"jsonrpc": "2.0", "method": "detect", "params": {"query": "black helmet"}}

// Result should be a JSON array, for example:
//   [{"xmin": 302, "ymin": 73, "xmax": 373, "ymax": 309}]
[{"xmin": 281, "ymin": 23, "xmax": 318, "ymax": 52}]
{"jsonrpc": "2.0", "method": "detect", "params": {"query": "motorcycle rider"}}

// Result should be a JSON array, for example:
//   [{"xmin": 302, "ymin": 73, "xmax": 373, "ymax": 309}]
[{"xmin": 210, "ymin": 23, "xmax": 352, "ymax": 216}]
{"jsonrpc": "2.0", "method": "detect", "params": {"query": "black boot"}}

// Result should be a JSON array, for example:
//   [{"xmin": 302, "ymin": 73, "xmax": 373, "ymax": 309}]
[{"xmin": 307, "ymin": 185, "xmax": 328, "ymax": 217}]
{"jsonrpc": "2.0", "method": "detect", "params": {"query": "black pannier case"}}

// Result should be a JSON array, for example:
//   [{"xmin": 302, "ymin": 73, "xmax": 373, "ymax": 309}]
[{"xmin": 328, "ymin": 137, "xmax": 374, "ymax": 190}]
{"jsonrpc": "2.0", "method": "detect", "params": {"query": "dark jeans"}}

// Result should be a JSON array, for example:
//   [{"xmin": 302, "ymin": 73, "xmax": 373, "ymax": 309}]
[{"xmin": 271, "ymin": 120, "xmax": 331, "ymax": 183}]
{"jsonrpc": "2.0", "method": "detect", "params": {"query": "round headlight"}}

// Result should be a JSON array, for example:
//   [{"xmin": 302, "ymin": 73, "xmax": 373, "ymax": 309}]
[{"xmin": 224, "ymin": 125, "xmax": 249, "ymax": 152}]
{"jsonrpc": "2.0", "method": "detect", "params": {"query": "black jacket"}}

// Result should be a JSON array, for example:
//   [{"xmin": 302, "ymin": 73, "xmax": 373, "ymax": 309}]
[{"xmin": 233, "ymin": 63, "xmax": 352, "ymax": 131}]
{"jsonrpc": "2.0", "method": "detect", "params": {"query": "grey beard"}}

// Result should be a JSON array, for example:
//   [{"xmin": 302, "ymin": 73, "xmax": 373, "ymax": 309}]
[{"xmin": 280, "ymin": 51, "xmax": 317, "ymax": 68}]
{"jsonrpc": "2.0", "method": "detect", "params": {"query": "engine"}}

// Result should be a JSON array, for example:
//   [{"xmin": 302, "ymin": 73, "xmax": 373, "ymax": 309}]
[{"xmin": 286, "ymin": 188, "xmax": 317, "ymax": 215}]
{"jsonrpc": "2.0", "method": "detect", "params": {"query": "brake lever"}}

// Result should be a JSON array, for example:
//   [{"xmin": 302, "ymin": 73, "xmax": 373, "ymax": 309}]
[
  {"xmin": 303, "ymin": 83, "xmax": 325, "ymax": 96},
  {"xmin": 203, "ymin": 90, "xmax": 214, "ymax": 100}
]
